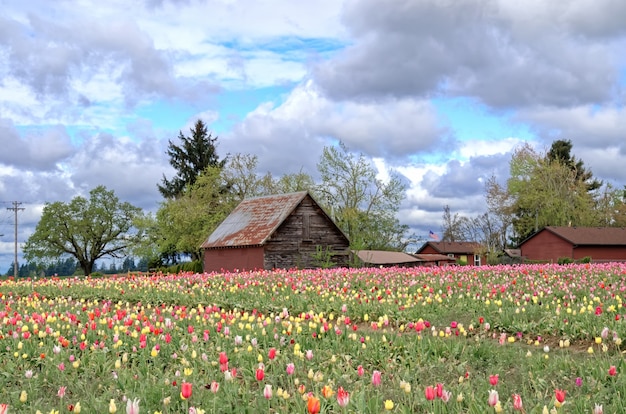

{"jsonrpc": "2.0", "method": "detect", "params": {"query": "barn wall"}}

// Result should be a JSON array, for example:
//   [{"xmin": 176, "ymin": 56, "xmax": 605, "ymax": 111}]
[
  {"xmin": 264, "ymin": 195, "xmax": 350, "ymax": 269},
  {"xmin": 574, "ymin": 246, "xmax": 626, "ymax": 261},
  {"xmin": 203, "ymin": 247, "xmax": 264, "ymax": 273},
  {"xmin": 520, "ymin": 231, "xmax": 572, "ymax": 262}
]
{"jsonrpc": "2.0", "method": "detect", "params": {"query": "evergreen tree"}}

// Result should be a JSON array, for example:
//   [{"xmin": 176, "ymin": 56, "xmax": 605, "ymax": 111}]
[
  {"xmin": 546, "ymin": 139, "xmax": 601, "ymax": 191},
  {"xmin": 158, "ymin": 120, "xmax": 226, "ymax": 199}
]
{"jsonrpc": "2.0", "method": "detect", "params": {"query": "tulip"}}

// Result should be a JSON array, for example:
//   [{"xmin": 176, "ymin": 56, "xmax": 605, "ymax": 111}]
[
  {"xmin": 109, "ymin": 399, "xmax": 117, "ymax": 413},
  {"xmin": 357, "ymin": 365, "xmax": 364, "ymax": 377},
  {"xmin": 307, "ymin": 395, "xmax": 321, "ymax": 414},
  {"xmin": 126, "ymin": 398, "xmax": 140, "ymax": 414},
  {"xmin": 181, "ymin": 382, "xmax": 193, "ymax": 400},
  {"xmin": 268, "ymin": 348, "xmax": 277, "ymax": 360},
  {"xmin": 489, "ymin": 374, "xmax": 499, "ymax": 386},
  {"xmin": 263, "ymin": 384, "xmax": 272, "ymax": 400},
  {"xmin": 256, "ymin": 368, "xmax": 265, "ymax": 381},
  {"xmin": 488, "ymin": 390, "xmax": 499, "ymax": 407},
  {"xmin": 58, "ymin": 386, "xmax": 66, "ymax": 398},
  {"xmin": 554, "ymin": 389, "xmax": 566, "ymax": 404},
  {"xmin": 593, "ymin": 403, "xmax": 603, "ymax": 414},
  {"xmin": 321, "ymin": 385, "xmax": 333, "ymax": 398},
  {"xmin": 371, "ymin": 370, "xmax": 382, "ymax": 386},
  {"xmin": 337, "ymin": 386, "xmax": 349, "ymax": 407},
  {"xmin": 0, "ymin": 404, "xmax": 7, "ymax": 414},
  {"xmin": 286, "ymin": 363, "xmax": 295, "ymax": 375},
  {"xmin": 512, "ymin": 394, "xmax": 523, "ymax": 411},
  {"xmin": 435, "ymin": 383, "xmax": 443, "ymax": 398},
  {"xmin": 384, "ymin": 399, "xmax": 394, "ymax": 410},
  {"xmin": 608, "ymin": 365, "xmax": 617, "ymax": 376},
  {"xmin": 74, "ymin": 402, "xmax": 81, "ymax": 413},
  {"xmin": 425, "ymin": 386, "xmax": 435, "ymax": 401},
  {"xmin": 20, "ymin": 390, "xmax": 27, "ymax": 403},
  {"xmin": 210, "ymin": 381, "xmax": 219, "ymax": 393}
]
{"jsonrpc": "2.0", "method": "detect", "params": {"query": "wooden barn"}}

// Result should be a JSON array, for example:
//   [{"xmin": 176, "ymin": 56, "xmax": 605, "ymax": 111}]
[
  {"xmin": 519, "ymin": 226, "xmax": 626, "ymax": 263},
  {"xmin": 201, "ymin": 191, "xmax": 350, "ymax": 272},
  {"xmin": 415, "ymin": 241, "xmax": 486, "ymax": 266}
]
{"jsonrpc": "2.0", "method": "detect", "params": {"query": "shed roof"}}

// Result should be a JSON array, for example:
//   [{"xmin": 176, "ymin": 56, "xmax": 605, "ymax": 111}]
[
  {"xmin": 354, "ymin": 250, "xmax": 420, "ymax": 265},
  {"xmin": 201, "ymin": 191, "xmax": 310, "ymax": 249},
  {"xmin": 532, "ymin": 226, "xmax": 626, "ymax": 246},
  {"xmin": 416, "ymin": 241, "xmax": 482, "ymax": 254}
]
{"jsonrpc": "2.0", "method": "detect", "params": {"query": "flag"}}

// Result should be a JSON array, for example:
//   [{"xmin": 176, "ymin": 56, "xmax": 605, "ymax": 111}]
[{"xmin": 429, "ymin": 230, "xmax": 439, "ymax": 241}]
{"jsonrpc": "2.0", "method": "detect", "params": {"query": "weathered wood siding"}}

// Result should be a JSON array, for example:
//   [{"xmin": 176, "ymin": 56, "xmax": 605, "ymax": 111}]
[{"xmin": 263, "ymin": 195, "xmax": 349, "ymax": 269}]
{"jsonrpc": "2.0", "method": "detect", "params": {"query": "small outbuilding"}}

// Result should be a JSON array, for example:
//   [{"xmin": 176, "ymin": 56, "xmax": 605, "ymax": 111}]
[
  {"xmin": 519, "ymin": 226, "xmax": 626, "ymax": 263},
  {"xmin": 201, "ymin": 191, "xmax": 350, "ymax": 272},
  {"xmin": 415, "ymin": 241, "xmax": 486, "ymax": 266}
]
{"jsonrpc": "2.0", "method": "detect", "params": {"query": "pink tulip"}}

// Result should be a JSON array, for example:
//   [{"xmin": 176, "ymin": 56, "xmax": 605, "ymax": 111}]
[
  {"xmin": 512, "ymin": 394, "xmax": 523, "ymax": 411},
  {"xmin": 263, "ymin": 384, "xmax": 272, "ymax": 399},
  {"xmin": 371, "ymin": 370, "xmax": 382, "ymax": 386},
  {"xmin": 286, "ymin": 363, "xmax": 295, "ymax": 375},
  {"xmin": 126, "ymin": 398, "xmax": 140, "ymax": 414}
]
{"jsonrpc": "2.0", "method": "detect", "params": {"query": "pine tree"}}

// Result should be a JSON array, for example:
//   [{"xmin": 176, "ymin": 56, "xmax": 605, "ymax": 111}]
[{"xmin": 158, "ymin": 120, "xmax": 226, "ymax": 199}]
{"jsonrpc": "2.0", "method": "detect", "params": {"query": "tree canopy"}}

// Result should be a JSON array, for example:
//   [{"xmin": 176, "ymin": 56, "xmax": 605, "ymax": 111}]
[
  {"xmin": 23, "ymin": 186, "xmax": 142, "ymax": 275},
  {"xmin": 158, "ymin": 119, "xmax": 226, "ymax": 199},
  {"xmin": 316, "ymin": 142, "xmax": 408, "ymax": 250}
]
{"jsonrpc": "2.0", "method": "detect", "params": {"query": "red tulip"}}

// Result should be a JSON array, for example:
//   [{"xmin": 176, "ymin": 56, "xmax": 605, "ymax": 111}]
[
  {"xmin": 268, "ymin": 347, "xmax": 277, "ymax": 360},
  {"xmin": 181, "ymin": 382, "xmax": 192, "ymax": 399},
  {"xmin": 489, "ymin": 374, "xmax": 499, "ymax": 386},
  {"xmin": 609, "ymin": 365, "xmax": 617, "ymax": 376},
  {"xmin": 256, "ymin": 368, "xmax": 265, "ymax": 381},
  {"xmin": 512, "ymin": 394, "xmax": 523, "ymax": 411},
  {"xmin": 424, "ymin": 386, "xmax": 435, "ymax": 401},
  {"xmin": 555, "ymin": 389, "xmax": 566, "ymax": 403}
]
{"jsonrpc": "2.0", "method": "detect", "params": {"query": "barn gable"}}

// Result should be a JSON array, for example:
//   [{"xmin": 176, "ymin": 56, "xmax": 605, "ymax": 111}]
[{"xmin": 201, "ymin": 192, "xmax": 350, "ymax": 272}]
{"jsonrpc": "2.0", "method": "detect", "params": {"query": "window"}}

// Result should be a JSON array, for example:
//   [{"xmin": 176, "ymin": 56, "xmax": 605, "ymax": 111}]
[
  {"xmin": 474, "ymin": 254, "xmax": 481, "ymax": 266},
  {"xmin": 448, "ymin": 253, "xmax": 455, "ymax": 258}
]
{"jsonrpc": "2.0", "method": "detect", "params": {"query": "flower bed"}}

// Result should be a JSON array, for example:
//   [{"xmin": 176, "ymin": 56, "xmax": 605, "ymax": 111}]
[{"xmin": 0, "ymin": 263, "xmax": 624, "ymax": 413}]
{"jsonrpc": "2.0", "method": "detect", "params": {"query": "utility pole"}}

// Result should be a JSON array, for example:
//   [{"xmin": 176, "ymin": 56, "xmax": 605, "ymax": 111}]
[{"xmin": 7, "ymin": 201, "xmax": 24, "ymax": 278}]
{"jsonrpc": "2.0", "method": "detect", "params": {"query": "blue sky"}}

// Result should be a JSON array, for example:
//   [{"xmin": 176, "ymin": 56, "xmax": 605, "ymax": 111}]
[{"xmin": 1, "ymin": 0, "xmax": 625, "ymax": 272}]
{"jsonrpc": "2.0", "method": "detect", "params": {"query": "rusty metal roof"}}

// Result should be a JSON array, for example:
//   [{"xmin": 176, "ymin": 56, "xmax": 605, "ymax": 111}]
[{"xmin": 201, "ymin": 191, "xmax": 309, "ymax": 249}]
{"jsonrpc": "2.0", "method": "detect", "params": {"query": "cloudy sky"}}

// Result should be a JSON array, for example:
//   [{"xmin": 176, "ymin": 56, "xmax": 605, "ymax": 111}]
[{"xmin": 1, "ymin": 0, "xmax": 625, "ymax": 272}]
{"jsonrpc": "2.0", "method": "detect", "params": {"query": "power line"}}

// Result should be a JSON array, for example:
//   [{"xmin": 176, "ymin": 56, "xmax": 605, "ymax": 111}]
[{"xmin": 6, "ymin": 202, "xmax": 25, "ymax": 278}]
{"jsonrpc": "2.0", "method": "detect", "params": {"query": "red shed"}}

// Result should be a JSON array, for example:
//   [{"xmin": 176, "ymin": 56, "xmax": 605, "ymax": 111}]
[
  {"xmin": 415, "ymin": 241, "xmax": 486, "ymax": 266},
  {"xmin": 201, "ymin": 191, "xmax": 350, "ymax": 273},
  {"xmin": 519, "ymin": 226, "xmax": 626, "ymax": 263}
]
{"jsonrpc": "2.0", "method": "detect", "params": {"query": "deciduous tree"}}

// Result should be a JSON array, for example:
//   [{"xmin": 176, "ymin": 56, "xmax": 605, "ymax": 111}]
[
  {"xmin": 24, "ymin": 186, "xmax": 142, "ymax": 275},
  {"xmin": 316, "ymin": 142, "xmax": 408, "ymax": 250}
]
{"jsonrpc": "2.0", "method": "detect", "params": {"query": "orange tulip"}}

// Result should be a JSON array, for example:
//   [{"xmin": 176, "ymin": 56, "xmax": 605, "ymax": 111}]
[{"xmin": 307, "ymin": 395, "xmax": 321, "ymax": 414}]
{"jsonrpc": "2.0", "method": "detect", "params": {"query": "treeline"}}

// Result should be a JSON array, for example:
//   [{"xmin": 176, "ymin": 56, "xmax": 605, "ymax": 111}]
[{"xmin": 4, "ymin": 257, "xmax": 152, "ymax": 277}]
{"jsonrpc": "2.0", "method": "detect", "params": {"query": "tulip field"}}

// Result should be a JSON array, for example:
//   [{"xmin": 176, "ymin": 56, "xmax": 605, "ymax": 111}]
[{"xmin": 1, "ymin": 263, "xmax": 626, "ymax": 413}]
